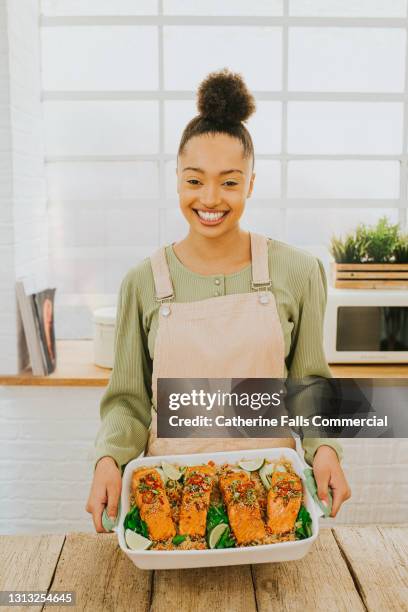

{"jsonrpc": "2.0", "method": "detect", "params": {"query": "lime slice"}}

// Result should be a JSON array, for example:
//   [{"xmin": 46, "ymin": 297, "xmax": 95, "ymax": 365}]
[
  {"xmin": 155, "ymin": 467, "xmax": 168, "ymax": 485},
  {"xmin": 161, "ymin": 461, "xmax": 183, "ymax": 481},
  {"xmin": 208, "ymin": 523, "xmax": 229, "ymax": 549},
  {"xmin": 259, "ymin": 463, "xmax": 274, "ymax": 490},
  {"xmin": 238, "ymin": 458, "xmax": 264, "ymax": 472},
  {"xmin": 125, "ymin": 529, "xmax": 152, "ymax": 550}
]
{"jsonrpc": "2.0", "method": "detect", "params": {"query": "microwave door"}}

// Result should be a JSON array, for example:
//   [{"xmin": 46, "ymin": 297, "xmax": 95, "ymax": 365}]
[{"xmin": 336, "ymin": 306, "xmax": 408, "ymax": 352}]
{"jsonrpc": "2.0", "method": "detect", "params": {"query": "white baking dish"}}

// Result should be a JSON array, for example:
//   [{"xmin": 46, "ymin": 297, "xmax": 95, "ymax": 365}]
[{"xmin": 117, "ymin": 448, "xmax": 322, "ymax": 570}]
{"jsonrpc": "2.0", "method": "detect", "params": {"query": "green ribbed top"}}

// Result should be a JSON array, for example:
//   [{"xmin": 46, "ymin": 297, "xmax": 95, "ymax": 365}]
[{"xmin": 94, "ymin": 238, "xmax": 343, "ymax": 469}]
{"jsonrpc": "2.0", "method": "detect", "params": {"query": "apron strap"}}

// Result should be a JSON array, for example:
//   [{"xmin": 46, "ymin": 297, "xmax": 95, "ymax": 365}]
[
  {"xmin": 250, "ymin": 232, "xmax": 271, "ymax": 287},
  {"xmin": 150, "ymin": 247, "xmax": 174, "ymax": 300},
  {"xmin": 150, "ymin": 233, "xmax": 270, "ymax": 298}
]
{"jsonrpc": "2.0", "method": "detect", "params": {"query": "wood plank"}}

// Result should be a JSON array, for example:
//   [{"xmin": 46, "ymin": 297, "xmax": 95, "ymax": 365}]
[
  {"xmin": 251, "ymin": 529, "xmax": 365, "ymax": 612},
  {"xmin": 333, "ymin": 525, "xmax": 408, "ymax": 612},
  {"xmin": 43, "ymin": 533, "xmax": 152, "ymax": 612},
  {"xmin": 1, "ymin": 339, "xmax": 407, "ymax": 386},
  {"xmin": 334, "ymin": 280, "xmax": 408, "ymax": 289},
  {"xmin": 334, "ymin": 264, "xmax": 408, "ymax": 270},
  {"xmin": 0, "ymin": 340, "xmax": 110, "ymax": 386},
  {"xmin": 330, "ymin": 364, "xmax": 408, "ymax": 378},
  {"xmin": 337, "ymin": 272, "xmax": 408, "ymax": 279},
  {"xmin": 150, "ymin": 565, "xmax": 257, "ymax": 612},
  {"xmin": 0, "ymin": 534, "xmax": 65, "ymax": 612}
]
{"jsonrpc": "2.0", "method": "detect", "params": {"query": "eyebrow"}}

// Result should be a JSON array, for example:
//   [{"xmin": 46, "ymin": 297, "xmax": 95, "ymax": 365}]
[{"xmin": 182, "ymin": 166, "xmax": 244, "ymax": 175}]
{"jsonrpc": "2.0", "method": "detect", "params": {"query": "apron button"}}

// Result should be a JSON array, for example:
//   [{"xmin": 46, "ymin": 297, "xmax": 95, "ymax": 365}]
[
  {"xmin": 259, "ymin": 293, "xmax": 270, "ymax": 304},
  {"xmin": 161, "ymin": 304, "xmax": 171, "ymax": 316}
]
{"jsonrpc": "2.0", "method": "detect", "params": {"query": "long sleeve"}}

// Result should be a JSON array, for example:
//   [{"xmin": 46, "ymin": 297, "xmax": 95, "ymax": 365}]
[
  {"xmin": 286, "ymin": 257, "xmax": 344, "ymax": 466},
  {"xmin": 93, "ymin": 270, "xmax": 153, "ymax": 471}
]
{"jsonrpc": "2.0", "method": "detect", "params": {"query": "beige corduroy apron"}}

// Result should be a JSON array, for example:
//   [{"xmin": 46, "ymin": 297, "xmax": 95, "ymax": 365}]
[{"xmin": 146, "ymin": 231, "xmax": 295, "ymax": 456}]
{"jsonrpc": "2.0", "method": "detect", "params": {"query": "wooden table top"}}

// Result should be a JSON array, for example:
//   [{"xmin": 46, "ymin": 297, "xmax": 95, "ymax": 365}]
[
  {"xmin": 0, "ymin": 340, "xmax": 407, "ymax": 387},
  {"xmin": 0, "ymin": 526, "xmax": 407, "ymax": 611}
]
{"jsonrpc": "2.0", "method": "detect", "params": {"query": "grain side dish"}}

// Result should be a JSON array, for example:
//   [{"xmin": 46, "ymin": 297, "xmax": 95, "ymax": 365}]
[{"xmin": 123, "ymin": 456, "xmax": 313, "ymax": 551}]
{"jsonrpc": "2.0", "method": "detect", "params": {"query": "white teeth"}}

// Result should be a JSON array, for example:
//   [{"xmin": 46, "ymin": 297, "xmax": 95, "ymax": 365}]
[{"xmin": 197, "ymin": 210, "xmax": 226, "ymax": 221}]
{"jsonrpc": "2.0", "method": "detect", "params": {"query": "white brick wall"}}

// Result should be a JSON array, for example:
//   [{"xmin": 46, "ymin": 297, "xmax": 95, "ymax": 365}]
[
  {"xmin": 0, "ymin": 0, "xmax": 49, "ymax": 374},
  {"xmin": 0, "ymin": 0, "xmax": 17, "ymax": 375},
  {"xmin": 0, "ymin": 385, "xmax": 406, "ymax": 535}
]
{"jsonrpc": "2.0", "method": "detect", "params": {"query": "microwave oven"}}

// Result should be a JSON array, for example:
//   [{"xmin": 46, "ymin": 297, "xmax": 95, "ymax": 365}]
[{"xmin": 324, "ymin": 288, "xmax": 408, "ymax": 363}]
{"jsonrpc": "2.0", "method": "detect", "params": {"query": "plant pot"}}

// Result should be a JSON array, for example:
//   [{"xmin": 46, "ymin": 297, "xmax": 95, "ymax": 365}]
[{"xmin": 331, "ymin": 262, "xmax": 408, "ymax": 289}]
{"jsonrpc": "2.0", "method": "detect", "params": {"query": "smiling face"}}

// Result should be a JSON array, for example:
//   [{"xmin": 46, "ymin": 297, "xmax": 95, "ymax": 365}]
[{"xmin": 177, "ymin": 133, "xmax": 255, "ymax": 239}]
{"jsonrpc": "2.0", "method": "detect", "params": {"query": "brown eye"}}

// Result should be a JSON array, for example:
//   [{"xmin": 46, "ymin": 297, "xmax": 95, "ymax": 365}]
[
  {"xmin": 187, "ymin": 179, "xmax": 201, "ymax": 185},
  {"xmin": 224, "ymin": 181, "xmax": 238, "ymax": 187}
]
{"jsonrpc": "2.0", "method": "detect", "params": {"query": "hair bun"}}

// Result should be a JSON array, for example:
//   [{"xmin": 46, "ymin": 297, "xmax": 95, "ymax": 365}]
[{"xmin": 197, "ymin": 68, "xmax": 256, "ymax": 126}]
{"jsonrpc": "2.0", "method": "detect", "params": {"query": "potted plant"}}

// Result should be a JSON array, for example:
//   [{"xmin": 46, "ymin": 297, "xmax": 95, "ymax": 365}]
[{"xmin": 330, "ymin": 216, "xmax": 408, "ymax": 289}]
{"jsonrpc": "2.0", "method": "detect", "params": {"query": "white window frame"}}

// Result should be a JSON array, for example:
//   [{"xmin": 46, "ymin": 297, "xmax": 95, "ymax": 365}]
[{"xmin": 40, "ymin": 1, "xmax": 408, "ymax": 239}]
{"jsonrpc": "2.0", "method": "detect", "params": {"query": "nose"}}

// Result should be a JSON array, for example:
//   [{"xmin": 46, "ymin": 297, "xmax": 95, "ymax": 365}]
[{"xmin": 199, "ymin": 182, "xmax": 222, "ymax": 208}]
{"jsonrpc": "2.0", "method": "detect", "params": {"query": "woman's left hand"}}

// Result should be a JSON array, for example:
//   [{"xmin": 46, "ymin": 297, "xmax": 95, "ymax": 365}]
[{"xmin": 312, "ymin": 445, "xmax": 351, "ymax": 517}]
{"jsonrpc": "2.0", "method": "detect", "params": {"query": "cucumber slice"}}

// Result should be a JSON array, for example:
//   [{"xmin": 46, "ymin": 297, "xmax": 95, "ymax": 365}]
[
  {"xmin": 208, "ymin": 523, "xmax": 229, "ymax": 549},
  {"xmin": 237, "ymin": 458, "xmax": 264, "ymax": 472},
  {"xmin": 259, "ymin": 463, "xmax": 274, "ymax": 490},
  {"xmin": 161, "ymin": 461, "xmax": 183, "ymax": 481},
  {"xmin": 125, "ymin": 529, "xmax": 152, "ymax": 550}
]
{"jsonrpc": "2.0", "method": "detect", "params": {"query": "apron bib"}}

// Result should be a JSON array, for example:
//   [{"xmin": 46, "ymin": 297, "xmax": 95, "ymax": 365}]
[{"xmin": 147, "ymin": 232, "xmax": 295, "ymax": 456}]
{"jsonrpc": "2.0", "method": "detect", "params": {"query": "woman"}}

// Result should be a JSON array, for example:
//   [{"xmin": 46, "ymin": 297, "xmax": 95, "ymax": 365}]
[{"xmin": 86, "ymin": 70, "xmax": 351, "ymax": 532}]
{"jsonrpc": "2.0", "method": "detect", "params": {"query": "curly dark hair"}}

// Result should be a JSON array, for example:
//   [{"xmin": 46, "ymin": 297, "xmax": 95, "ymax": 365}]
[{"xmin": 178, "ymin": 68, "xmax": 256, "ymax": 165}]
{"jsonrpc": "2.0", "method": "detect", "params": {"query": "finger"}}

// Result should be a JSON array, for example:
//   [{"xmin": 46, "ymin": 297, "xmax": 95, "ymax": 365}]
[
  {"xmin": 106, "ymin": 483, "xmax": 120, "ymax": 520},
  {"xmin": 92, "ymin": 502, "xmax": 108, "ymax": 533},
  {"xmin": 330, "ymin": 486, "xmax": 344, "ymax": 517},
  {"xmin": 330, "ymin": 483, "xmax": 351, "ymax": 517},
  {"xmin": 315, "ymin": 467, "xmax": 331, "ymax": 507}
]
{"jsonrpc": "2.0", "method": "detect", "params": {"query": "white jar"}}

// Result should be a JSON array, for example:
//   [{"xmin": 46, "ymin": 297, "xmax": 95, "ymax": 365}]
[{"xmin": 93, "ymin": 307, "xmax": 117, "ymax": 368}]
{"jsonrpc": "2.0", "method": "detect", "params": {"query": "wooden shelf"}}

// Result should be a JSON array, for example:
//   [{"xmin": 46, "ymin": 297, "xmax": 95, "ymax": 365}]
[
  {"xmin": 0, "ymin": 340, "xmax": 406, "ymax": 386},
  {"xmin": 0, "ymin": 340, "xmax": 110, "ymax": 387}
]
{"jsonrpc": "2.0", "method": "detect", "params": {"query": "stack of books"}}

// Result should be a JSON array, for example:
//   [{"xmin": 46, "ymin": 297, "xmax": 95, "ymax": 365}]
[{"xmin": 15, "ymin": 281, "xmax": 57, "ymax": 376}]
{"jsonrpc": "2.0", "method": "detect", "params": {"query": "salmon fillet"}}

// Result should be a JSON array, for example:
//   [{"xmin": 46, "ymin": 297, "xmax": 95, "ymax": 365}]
[
  {"xmin": 178, "ymin": 465, "xmax": 215, "ymax": 537},
  {"xmin": 132, "ymin": 467, "xmax": 176, "ymax": 541},
  {"xmin": 219, "ymin": 471, "xmax": 266, "ymax": 545},
  {"xmin": 266, "ymin": 471, "xmax": 302, "ymax": 535}
]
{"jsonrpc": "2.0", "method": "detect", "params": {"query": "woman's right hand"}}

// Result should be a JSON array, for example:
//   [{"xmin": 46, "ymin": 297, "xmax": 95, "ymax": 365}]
[{"xmin": 86, "ymin": 456, "xmax": 122, "ymax": 533}]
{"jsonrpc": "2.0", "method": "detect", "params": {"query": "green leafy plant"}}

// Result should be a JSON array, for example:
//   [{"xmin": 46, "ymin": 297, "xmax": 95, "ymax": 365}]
[
  {"xmin": 206, "ymin": 504, "xmax": 235, "ymax": 548},
  {"xmin": 123, "ymin": 505, "xmax": 149, "ymax": 538},
  {"xmin": 394, "ymin": 234, "xmax": 408, "ymax": 263},
  {"xmin": 330, "ymin": 217, "xmax": 408, "ymax": 263},
  {"xmin": 295, "ymin": 505, "xmax": 313, "ymax": 540}
]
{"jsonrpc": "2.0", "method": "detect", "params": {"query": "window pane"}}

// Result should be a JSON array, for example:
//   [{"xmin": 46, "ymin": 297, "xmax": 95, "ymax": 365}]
[
  {"xmin": 164, "ymin": 27, "xmax": 282, "ymax": 91},
  {"xmin": 49, "ymin": 255, "xmax": 104, "ymax": 293},
  {"xmin": 289, "ymin": 28, "xmax": 405, "ymax": 92},
  {"xmin": 46, "ymin": 161, "xmax": 159, "ymax": 200},
  {"xmin": 252, "ymin": 161, "xmax": 281, "ymax": 198},
  {"xmin": 164, "ymin": 101, "xmax": 195, "ymax": 155},
  {"xmin": 105, "ymin": 246, "xmax": 154, "ymax": 293},
  {"xmin": 165, "ymin": 160, "xmax": 178, "ymax": 198},
  {"xmin": 286, "ymin": 208, "xmax": 400, "ymax": 248},
  {"xmin": 290, "ymin": 0, "xmax": 407, "ymax": 17},
  {"xmin": 288, "ymin": 102, "xmax": 403, "ymax": 154},
  {"xmin": 248, "ymin": 102, "xmax": 282, "ymax": 154},
  {"xmin": 49, "ymin": 208, "xmax": 105, "ymax": 248},
  {"xmin": 42, "ymin": 27, "xmax": 158, "ymax": 90},
  {"xmin": 164, "ymin": 100, "xmax": 281, "ymax": 154},
  {"xmin": 42, "ymin": 0, "xmax": 158, "ymax": 15},
  {"xmin": 242, "ymin": 208, "xmax": 285, "ymax": 240},
  {"xmin": 44, "ymin": 101, "xmax": 159, "ymax": 155},
  {"xmin": 164, "ymin": 0, "xmax": 282, "ymax": 15},
  {"xmin": 288, "ymin": 161, "xmax": 400, "ymax": 199},
  {"xmin": 106, "ymin": 209, "xmax": 159, "ymax": 246}
]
